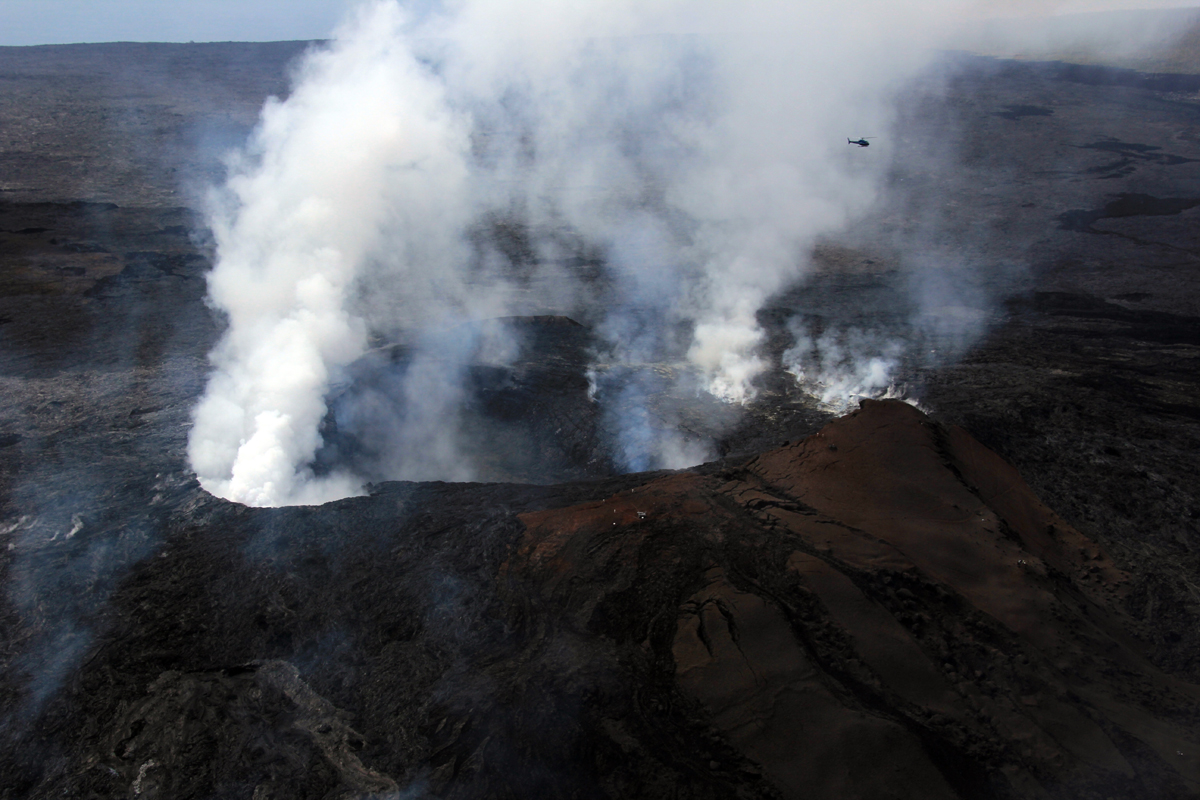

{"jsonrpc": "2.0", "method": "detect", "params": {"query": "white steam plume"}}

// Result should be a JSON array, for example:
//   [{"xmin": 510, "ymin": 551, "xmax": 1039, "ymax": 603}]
[
  {"xmin": 190, "ymin": 0, "xmax": 981, "ymax": 506},
  {"xmin": 189, "ymin": 2, "xmax": 473, "ymax": 506}
]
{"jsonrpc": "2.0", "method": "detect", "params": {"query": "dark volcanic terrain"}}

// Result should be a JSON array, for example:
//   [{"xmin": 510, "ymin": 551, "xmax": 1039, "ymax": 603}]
[{"xmin": 1, "ymin": 43, "xmax": 1199, "ymax": 799}]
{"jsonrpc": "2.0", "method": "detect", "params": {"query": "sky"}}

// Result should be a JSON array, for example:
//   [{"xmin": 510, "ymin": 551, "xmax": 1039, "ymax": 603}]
[
  {"xmin": 0, "ymin": 0, "xmax": 355, "ymax": 46},
  {"xmin": 0, "ymin": 0, "xmax": 1197, "ymax": 47}
]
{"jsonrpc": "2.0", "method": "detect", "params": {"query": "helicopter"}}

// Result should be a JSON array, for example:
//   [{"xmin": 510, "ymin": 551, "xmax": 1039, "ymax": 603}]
[{"xmin": 848, "ymin": 137, "xmax": 873, "ymax": 147}]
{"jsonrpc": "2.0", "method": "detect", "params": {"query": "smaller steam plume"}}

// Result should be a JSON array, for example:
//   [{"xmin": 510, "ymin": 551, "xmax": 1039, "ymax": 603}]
[{"xmin": 784, "ymin": 324, "xmax": 908, "ymax": 413}]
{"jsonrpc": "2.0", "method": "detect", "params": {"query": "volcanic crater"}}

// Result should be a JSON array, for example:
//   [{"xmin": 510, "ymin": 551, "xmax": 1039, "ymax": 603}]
[{"xmin": 0, "ymin": 42, "xmax": 1199, "ymax": 800}]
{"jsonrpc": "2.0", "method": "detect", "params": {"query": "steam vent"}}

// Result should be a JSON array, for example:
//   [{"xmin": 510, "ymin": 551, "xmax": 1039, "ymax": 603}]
[{"xmin": 4, "ymin": 27, "xmax": 1200, "ymax": 800}]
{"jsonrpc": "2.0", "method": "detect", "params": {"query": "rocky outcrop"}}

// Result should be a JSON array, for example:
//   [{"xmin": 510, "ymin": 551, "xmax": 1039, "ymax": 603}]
[{"xmin": 505, "ymin": 400, "xmax": 1199, "ymax": 799}]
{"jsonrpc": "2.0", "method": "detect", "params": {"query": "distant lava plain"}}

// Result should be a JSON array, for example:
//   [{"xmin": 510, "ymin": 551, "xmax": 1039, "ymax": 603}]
[{"xmin": 1, "ymin": 44, "xmax": 1199, "ymax": 799}]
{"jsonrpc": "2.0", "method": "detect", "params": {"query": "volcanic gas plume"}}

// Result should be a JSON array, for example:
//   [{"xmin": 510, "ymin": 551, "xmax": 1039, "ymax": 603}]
[{"xmin": 188, "ymin": 0, "xmax": 999, "ymax": 506}]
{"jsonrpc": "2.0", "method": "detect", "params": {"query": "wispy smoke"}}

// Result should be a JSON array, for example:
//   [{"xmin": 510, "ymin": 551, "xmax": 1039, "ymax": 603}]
[
  {"xmin": 965, "ymin": 6, "xmax": 1200, "ymax": 71},
  {"xmin": 189, "ymin": 0, "xmax": 980, "ymax": 506},
  {"xmin": 589, "ymin": 366, "xmax": 716, "ymax": 473}
]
